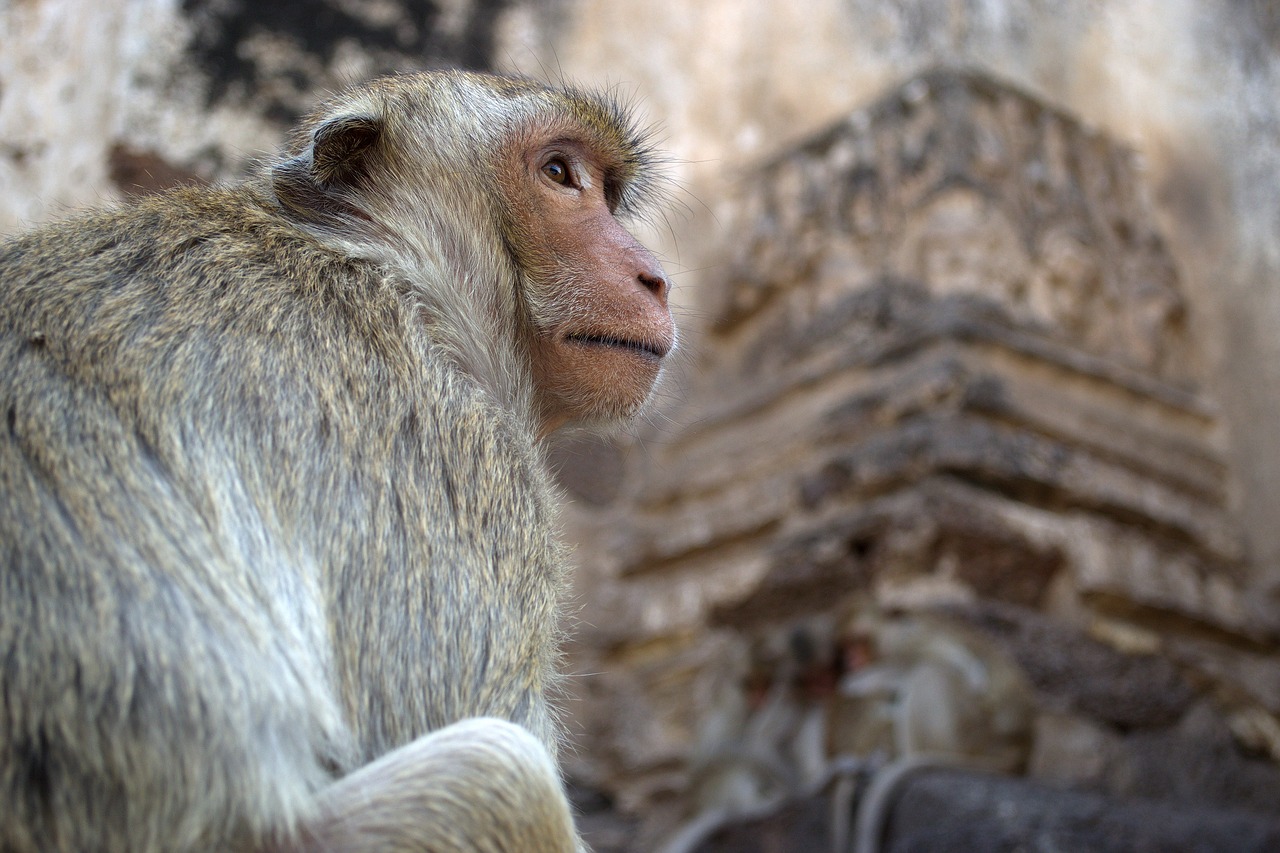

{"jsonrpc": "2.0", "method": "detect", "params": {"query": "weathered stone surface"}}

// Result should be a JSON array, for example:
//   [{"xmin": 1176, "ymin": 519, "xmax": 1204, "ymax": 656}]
[
  {"xmin": 951, "ymin": 602, "xmax": 1196, "ymax": 728},
  {"xmin": 181, "ymin": 0, "xmax": 512, "ymax": 120},
  {"xmin": 107, "ymin": 143, "xmax": 207, "ymax": 197},
  {"xmin": 668, "ymin": 763, "xmax": 1280, "ymax": 853},
  {"xmin": 571, "ymin": 783, "xmax": 642, "ymax": 853},
  {"xmin": 683, "ymin": 793, "xmax": 831, "ymax": 853},
  {"xmin": 879, "ymin": 768, "xmax": 1280, "ymax": 853},
  {"xmin": 717, "ymin": 71, "xmax": 1198, "ymax": 385},
  {"xmin": 548, "ymin": 434, "xmax": 629, "ymax": 508},
  {"xmin": 1167, "ymin": 638, "xmax": 1280, "ymax": 715},
  {"xmin": 1027, "ymin": 711, "xmax": 1117, "ymax": 787},
  {"xmin": 1102, "ymin": 702, "xmax": 1280, "ymax": 815},
  {"xmin": 557, "ymin": 69, "xmax": 1278, "ymax": 846}
]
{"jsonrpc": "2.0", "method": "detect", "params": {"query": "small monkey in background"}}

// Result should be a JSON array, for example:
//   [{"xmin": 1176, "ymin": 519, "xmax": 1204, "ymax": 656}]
[
  {"xmin": 833, "ymin": 611, "xmax": 1034, "ymax": 853},
  {"xmin": 0, "ymin": 70, "xmax": 676, "ymax": 852}
]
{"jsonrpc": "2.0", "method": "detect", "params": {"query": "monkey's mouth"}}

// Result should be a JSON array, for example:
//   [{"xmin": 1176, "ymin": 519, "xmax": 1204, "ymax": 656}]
[{"xmin": 564, "ymin": 333, "xmax": 669, "ymax": 361}]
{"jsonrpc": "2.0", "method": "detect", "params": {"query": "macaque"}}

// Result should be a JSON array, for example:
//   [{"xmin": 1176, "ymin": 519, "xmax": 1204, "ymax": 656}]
[
  {"xmin": 660, "ymin": 627, "xmax": 851, "ymax": 853},
  {"xmin": 833, "ymin": 613, "xmax": 1032, "ymax": 765},
  {"xmin": 833, "ymin": 611, "xmax": 1034, "ymax": 853},
  {"xmin": 0, "ymin": 70, "xmax": 675, "ymax": 852}
]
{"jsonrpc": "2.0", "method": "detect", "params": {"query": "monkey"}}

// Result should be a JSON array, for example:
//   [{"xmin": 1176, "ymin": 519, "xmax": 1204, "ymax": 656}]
[
  {"xmin": 855, "ymin": 613, "xmax": 1033, "ymax": 766},
  {"xmin": 0, "ymin": 69, "xmax": 675, "ymax": 852},
  {"xmin": 659, "ymin": 626, "xmax": 865, "ymax": 853},
  {"xmin": 831, "ymin": 611, "xmax": 1034, "ymax": 853}
]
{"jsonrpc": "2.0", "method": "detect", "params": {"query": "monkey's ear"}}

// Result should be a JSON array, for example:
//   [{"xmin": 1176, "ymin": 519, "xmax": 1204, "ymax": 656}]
[
  {"xmin": 272, "ymin": 112, "xmax": 384, "ymax": 229},
  {"xmin": 310, "ymin": 114, "xmax": 383, "ymax": 187}
]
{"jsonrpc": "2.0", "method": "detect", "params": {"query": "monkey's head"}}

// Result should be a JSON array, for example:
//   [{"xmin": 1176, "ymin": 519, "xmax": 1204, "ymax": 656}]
[{"xmin": 271, "ymin": 71, "xmax": 677, "ymax": 437}]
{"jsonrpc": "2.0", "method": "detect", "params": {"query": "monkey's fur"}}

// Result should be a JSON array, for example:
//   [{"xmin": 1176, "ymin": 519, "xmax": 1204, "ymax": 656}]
[{"xmin": 0, "ymin": 71, "xmax": 674, "ymax": 852}]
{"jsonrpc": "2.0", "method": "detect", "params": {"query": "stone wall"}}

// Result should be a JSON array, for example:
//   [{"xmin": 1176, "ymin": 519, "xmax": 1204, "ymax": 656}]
[{"xmin": 553, "ymin": 68, "xmax": 1280, "ymax": 851}]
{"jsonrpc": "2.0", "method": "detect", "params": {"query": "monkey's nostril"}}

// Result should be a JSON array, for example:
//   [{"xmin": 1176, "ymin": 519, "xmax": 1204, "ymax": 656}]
[{"xmin": 638, "ymin": 270, "xmax": 668, "ymax": 304}]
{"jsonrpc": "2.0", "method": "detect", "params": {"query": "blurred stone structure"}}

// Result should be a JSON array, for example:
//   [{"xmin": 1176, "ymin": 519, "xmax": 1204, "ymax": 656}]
[{"xmin": 555, "ymin": 70, "xmax": 1280, "ymax": 851}]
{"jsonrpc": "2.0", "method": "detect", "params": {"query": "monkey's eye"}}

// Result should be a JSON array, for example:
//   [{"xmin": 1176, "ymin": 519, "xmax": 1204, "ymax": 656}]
[{"xmin": 541, "ymin": 157, "xmax": 574, "ymax": 187}]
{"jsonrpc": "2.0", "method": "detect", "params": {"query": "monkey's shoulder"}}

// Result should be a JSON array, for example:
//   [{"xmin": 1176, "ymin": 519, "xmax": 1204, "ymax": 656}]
[
  {"xmin": 0, "ymin": 187, "xmax": 365, "ymax": 305},
  {"xmin": 0, "ymin": 189, "xmax": 401, "ymax": 380}
]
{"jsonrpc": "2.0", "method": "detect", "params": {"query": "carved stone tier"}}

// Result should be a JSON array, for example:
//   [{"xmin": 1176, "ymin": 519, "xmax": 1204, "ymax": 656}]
[{"xmin": 602, "ymin": 69, "xmax": 1257, "ymax": 643}]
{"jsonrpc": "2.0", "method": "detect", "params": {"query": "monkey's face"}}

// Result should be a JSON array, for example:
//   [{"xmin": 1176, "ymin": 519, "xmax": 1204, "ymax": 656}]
[{"xmin": 514, "ymin": 135, "xmax": 676, "ymax": 435}]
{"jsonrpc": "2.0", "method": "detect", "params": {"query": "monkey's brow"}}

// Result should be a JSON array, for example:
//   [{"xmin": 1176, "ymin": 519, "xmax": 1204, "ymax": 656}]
[{"xmin": 541, "ymin": 136, "xmax": 594, "ymax": 154}]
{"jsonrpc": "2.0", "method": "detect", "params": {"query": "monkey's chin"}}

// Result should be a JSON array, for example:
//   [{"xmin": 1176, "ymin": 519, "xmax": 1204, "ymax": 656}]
[{"xmin": 540, "ymin": 350, "xmax": 663, "ymax": 433}]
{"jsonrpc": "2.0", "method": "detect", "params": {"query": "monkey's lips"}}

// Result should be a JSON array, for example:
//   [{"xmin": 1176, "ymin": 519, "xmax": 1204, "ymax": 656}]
[{"xmin": 564, "ymin": 333, "xmax": 670, "ymax": 362}]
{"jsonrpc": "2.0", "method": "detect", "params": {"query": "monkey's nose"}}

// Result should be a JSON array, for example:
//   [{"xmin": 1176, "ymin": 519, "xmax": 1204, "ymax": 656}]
[{"xmin": 638, "ymin": 269, "xmax": 669, "ymax": 307}]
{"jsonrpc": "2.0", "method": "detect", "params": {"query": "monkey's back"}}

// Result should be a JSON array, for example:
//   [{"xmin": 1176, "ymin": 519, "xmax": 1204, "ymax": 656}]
[{"xmin": 0, "ymin": 188, "xmax": 566, "ymax": 852}]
